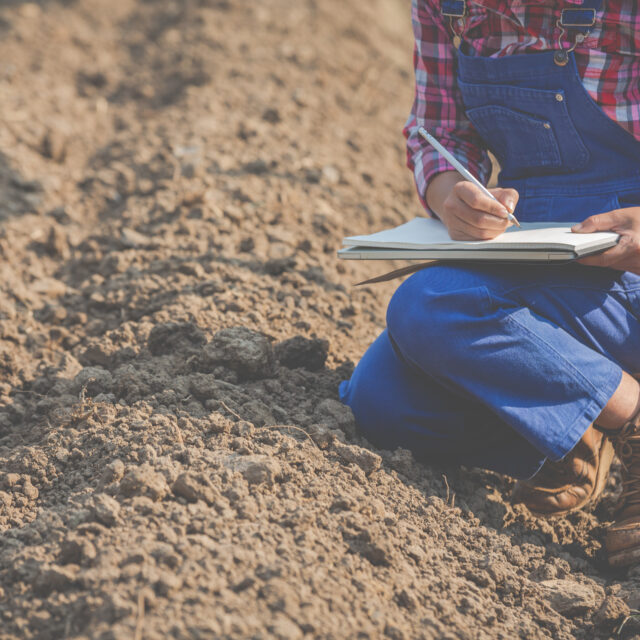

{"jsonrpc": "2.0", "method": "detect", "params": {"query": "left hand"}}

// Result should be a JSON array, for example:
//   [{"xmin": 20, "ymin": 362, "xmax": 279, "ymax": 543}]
[{"xmin": 572, "ymin": 207, "xmax": 640, "ymax": 274}]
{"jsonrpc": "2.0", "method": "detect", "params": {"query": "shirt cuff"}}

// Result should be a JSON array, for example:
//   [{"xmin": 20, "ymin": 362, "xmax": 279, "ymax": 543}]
[{"xmin": 410, "ymin": 146, "xmax": 492, "ymax": 214}]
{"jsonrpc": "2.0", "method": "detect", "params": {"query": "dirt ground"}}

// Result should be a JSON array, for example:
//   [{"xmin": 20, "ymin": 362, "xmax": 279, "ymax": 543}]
[{"xmin": 1, "ymin": 0, "xmax": 640, "ymax": 638}]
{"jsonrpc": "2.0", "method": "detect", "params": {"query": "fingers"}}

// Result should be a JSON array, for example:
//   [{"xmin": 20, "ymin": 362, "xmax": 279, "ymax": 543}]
[
  {"xmin": 440, "ymin": 181, "xmax": 519, "ymax": 241},
  {"xmin": 577, "ymin": 234, "xmax": 635, "ymax": 268},
  {"xmin": 455, "ymin": 182, "xmax": 511, "ymax": 219},
  {"xmin": 573, "ymin": 210, "xmax": 626, "ymax": 233},
  {"xmin": 449, "ymin": 209, "xmax": 509, "ymax": 239},
  {"xmin": 491, "ymin": 187, "xmax": 519, "ymax": 214}
]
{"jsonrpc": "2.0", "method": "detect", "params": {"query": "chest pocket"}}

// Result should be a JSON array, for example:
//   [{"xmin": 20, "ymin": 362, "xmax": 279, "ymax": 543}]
[{"xmin": 458, "ymin": 80, "xmax": 590, "ymax": 178}]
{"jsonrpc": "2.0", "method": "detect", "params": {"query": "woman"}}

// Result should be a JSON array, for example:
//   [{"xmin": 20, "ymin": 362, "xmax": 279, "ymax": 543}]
[{"xmin": 340, "ymin": 0, "xmax": 640, "ymax": 567}]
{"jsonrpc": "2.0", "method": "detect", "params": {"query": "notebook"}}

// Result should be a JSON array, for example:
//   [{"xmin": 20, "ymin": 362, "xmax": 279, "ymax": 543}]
[{"xmin": 339, "ymin": 217, "xmax": 619, "ymax": 262}]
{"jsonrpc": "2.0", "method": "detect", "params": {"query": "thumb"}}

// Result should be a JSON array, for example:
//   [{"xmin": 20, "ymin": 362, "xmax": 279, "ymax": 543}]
[{"xmin": 573, "ymin": 211, "xmax": 621, "ymax": 233}]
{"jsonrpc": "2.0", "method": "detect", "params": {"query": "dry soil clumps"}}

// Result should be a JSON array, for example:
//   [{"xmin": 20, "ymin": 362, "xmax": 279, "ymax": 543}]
[{"xmin": 0, "ymin": 0, "xmax": 639, "ymax": 639}]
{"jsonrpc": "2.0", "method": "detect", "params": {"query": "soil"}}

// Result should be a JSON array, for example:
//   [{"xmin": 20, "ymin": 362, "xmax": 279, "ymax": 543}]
[{"xmin": 1, "ymin": 1, "xmax": 639, "ymax": 639}]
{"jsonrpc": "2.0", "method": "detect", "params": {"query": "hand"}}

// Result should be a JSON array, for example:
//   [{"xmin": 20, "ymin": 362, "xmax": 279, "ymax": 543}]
[
  {"xmin": 573, "ymin": 207, "xmax": 640, "ymax": 274},
  {"xmin": 426, "ymin": 172, "xmax": 519, "ymax": 241}
]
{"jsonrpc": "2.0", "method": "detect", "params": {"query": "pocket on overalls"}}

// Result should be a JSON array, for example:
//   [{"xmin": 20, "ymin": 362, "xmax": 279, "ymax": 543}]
[
  {"xmin": 459, "ymin": 81, "xmax": 590, "ymax": 176},
  {"xmin": 466, "ymin": 105, "xmax": 561, "ymax": 170},
  {"xmin": 519, "ymin": 192, "xmax": 621, "ymax": 223}
]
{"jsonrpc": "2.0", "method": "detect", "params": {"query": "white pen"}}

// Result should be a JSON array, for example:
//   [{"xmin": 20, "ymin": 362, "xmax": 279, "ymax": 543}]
[{"xmin": 418, "ymin": 126, "xmax": 520, "ymax": 227}]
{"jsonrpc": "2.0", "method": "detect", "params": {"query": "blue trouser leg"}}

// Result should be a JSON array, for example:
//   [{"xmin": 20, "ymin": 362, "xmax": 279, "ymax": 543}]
[
  {"xmin": 341, "ymin": 263, "xmax": 640, "ymax": 479},
  {"xmin": 339, "ymin": 329, "xmax": 547, "ymax": 477}
]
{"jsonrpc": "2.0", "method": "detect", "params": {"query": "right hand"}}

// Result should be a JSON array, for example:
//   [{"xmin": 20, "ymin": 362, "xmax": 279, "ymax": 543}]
[{"xmin": 426, "ymin": 172, "xmax": 519, "ymax": 241}]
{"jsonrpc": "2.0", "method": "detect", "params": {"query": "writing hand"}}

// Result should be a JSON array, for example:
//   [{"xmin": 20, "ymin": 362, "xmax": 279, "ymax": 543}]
[
  {"xmin": 572, "ymin": 207, "xmax": 640, "ymax": 275},
  {"xmin": 426, "ymin": 172, "xmax": 518, "ymax": 241}
]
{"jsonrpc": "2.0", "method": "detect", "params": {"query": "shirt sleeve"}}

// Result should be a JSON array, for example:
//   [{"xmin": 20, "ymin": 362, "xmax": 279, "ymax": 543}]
[{"xmin": 403, "ymin": 0, "xmax": 492, "ymax": 213}]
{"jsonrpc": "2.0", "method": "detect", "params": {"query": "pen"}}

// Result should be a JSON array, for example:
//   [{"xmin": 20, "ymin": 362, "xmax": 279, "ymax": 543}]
[{"xmin": 418, "ymin": 126, "xmax": 520, "ymax": 227}]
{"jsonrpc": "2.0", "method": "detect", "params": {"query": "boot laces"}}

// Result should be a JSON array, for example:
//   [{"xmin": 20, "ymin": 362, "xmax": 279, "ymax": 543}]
[{"xmin": 615, "ymin": 420, "xmax": 640, "ymax": 508}]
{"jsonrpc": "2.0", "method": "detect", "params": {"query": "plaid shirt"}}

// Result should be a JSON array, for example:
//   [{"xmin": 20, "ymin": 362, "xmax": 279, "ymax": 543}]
[{"xmin": 405, "ymin": 0, "xmax": 640, "ymax": 209}]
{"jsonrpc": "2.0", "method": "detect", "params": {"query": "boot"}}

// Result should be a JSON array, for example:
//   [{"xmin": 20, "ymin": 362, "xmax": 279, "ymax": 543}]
[
  {"xmin": 605, "ymin": 410, "xmax": 640, "ymax": 567},
  {"xmin": 512, "ymin": 424, "xmax": 614, "ymax": 517}
]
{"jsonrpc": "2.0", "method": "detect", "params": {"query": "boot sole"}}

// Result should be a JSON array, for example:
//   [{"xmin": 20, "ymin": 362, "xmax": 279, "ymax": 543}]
[
  {"xmin": 525, "ymin": 436, "xmax": 615, "ymax": 519},
  {"xmin": 608, "ymin": 545, "xmax": 640, "ymax": 568}
]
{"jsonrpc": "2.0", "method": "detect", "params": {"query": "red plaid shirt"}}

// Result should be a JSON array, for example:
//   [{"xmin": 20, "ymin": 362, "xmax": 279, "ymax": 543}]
[{"xmin": 405, "ymin": 0, "xmax": 640, "ymax": 209}]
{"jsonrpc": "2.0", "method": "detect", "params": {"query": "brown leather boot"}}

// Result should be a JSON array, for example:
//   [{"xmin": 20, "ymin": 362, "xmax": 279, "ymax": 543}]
[
  {"xmin": 605, "ymin": 410, "xmax": 640, "ymax": 567},
  {"xmin": 512, "ymin": 425, "xmax": 614, "ymax": 518}
]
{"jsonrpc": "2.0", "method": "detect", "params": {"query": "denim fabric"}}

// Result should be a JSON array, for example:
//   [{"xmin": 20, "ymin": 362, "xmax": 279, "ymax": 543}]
[{"xmin": 340, "ymin": 48, "xmax": 640, "ymax": 479}]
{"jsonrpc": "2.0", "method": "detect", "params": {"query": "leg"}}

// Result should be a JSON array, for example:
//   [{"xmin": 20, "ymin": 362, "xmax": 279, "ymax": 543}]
[
  {"xmin": 513, "ymin": 370, "xmax": 640, "ymax": 517},
  {"xmin": 594, "ymin": 371, "xmax": 640, "ymax": 430},
  {"xmin": 340, "ymin": 329, "xmax": 546, "ymax": 479},
  {"xmin": 385, "ymin": 263, "xmax": 640, "ymax": 461}
]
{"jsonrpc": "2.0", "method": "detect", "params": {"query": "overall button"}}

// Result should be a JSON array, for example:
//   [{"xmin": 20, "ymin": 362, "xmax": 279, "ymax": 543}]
[
  {"xmin": 555, "ymin": 93, "xmax": 564, "ymax": 102},
  {"xmin": 554, "ymin": 50, "xmax": 569, "ymax": 66}
]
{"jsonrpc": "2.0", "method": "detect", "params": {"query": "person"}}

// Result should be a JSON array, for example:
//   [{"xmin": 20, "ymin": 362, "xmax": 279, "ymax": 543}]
[{"xmin": 339, "ymin": 0, "xmax": 640, "ymax": 567}]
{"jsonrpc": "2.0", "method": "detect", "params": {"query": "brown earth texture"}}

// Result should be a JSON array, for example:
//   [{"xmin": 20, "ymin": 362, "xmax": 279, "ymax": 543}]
[{"xmin": 1, "ymin": 1, "xmax": 640, "ymax": 638}]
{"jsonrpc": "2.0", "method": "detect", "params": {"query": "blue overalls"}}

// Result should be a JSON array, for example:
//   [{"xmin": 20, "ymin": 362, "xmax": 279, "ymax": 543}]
[{"xmin": 339, "ymin": 0, "xmax": 640, "ymax": 479}]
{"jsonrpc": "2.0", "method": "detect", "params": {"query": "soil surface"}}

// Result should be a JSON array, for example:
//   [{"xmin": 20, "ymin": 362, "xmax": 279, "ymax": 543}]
[{"xmin": 1, "ymin": 1, "xmax": 639, "ymax": 639}]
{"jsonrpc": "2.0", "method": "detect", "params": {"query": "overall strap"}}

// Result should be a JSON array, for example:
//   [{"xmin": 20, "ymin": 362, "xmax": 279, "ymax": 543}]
[
  {"xmin": 555, "ymin": 0, "xmax": 604, "ymax": 64},
  {"xmin": 440, "ymin": 0, "xmax": 466, "ymax": 48},
  {"xmin": 439, "ymin": 0, "xmax": 606, "ymax": 56},
  {"xmin": 558, "ymin": 0, "xmax": 604, "ymax": 36}
]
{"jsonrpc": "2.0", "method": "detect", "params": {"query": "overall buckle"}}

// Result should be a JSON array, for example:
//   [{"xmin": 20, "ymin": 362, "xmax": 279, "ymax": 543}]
[
  {"xmin": 441, "ymin": 0, "xmax": 466, "ymax": 18},
  {"xmin": 559, "ymin": 8, "xmax": 596, "ymax": 28}
]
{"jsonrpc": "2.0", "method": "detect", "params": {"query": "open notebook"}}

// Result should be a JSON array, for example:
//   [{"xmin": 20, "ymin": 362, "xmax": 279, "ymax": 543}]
[{"xmin": 339, "ymin": 217, "xmax": 619, "ymax": 262}]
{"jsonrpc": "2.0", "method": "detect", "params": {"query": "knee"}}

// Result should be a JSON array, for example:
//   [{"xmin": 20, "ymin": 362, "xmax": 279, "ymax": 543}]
[
  {"xmin": 386, "ymin": 269, "xmax": 449, "ymax": 353},
  {"xmin": 386, "ymin": 267, "xmax": 492, "ymax": 369}
]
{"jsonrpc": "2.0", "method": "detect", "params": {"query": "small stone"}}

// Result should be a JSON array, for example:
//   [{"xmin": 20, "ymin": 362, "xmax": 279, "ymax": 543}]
[
  {"xmin": 304, "ymin": 168, "xmax": 321, "ymax": 184},
  {"xmin": 396, "ymin": 588, "xmax": 417, "ymax": 611},
  {"xmin": 262, "ymin": 108, "xmax": 281, "ymax": 124},
  {"xmin": 119, "ymin": 465, "xmax": 169, "ymax": 501},
  {"xmin": 275, "ymin": 336, "xmax": 329, "ymax": 371},
  {"xmin": 243, "ymin": 159, "xmax": 270, "ymax": 174},
  {"xmin": 234, "ymin": 456, "xmax": 281, "ymax": 485},
  {"xmin": 231, "ymin": 420, "xmax": 254, "ymax": 436},
  {"xmin": 332, "ymin": 441, "xmax": 381, "ymax": 475},
  {"xmin": 59, "ymin": 535, "xmax": 97, "ymax": 565},
  {"xmin": 406, "ymin": 545, "xmax": 427, "ymax": 565},
  {"xmin": 264, "ymin": 256, "xmax": 296, "ymax": 276},
  {"xmin": 41, "ymin": 128, "xmax": 67, "ymax": 162},
  {"xmin": 593, "ymin": 595, "xmax": 630, "ymax": 628},
  {"xmin": 102, "ymin": 459, "xmax": 125, "ymax": 484},
  {"xmin": 91, "ymin": 493, "xmax": 121, "ymax": 526},
  {"xmin": 3, "ymin": 473, "xmax": 20, "ymax": 488},
  {"xmin": 33, "ymin": 565, "xmax": 77, "ymax": 596},
  {"xmin": 313, "ymin": 398, "xmax": 357, "ymax": 438},
  {"xmin": 306, "ymin": 424, "xmax": 336, "ymax": 449},
  {"xmin": 48, "ymin": 206, "xmax": 72, "ymax": 223},
  {"xmin": 207, "ymin": 412, "xmax": 233, "ymax": 434},
  {"xmin": 178, "ymin": 261, "xmax": 205, "ymax": 278},
  {"xmin": 538, "ymin": 579, "xmax": 598, "ymax": 617},
  {"xmin": 21, "ymin": 480, "xmax": 39, "ymax": 500},
  {"xmin": 120, "ymin": 227, "xmax": 151, "ymax": 248},
  {"xmin": 148, "ymin": 322, "xmax": 207, "ymax": 356},
  {"xmin": 322, "ymin": 165, "xmax": 341, "ymax": 184},
  {"xmin": 196, "ymin": 279, "xmax": 225, "ymax": 296},
  {"xmin": 188, "ymin": 373, "xmax": 220, "ymax": 400},
  {"xmin": 351, "ymin": 533, "xmax": 392, "ymax": 566},
  {"xmin": 43, "ymin": 226, "xmax": 70, "ymax": 258},
  {"xmin": 31, "ymin": 277, "xmax": 67, "ymax": 298},
  {"xmin": 172, "ymin": 472, "xmax": 218, "ymax": 505},
  {"xmin": 201, "ymin": 327, "xmax": 275, "ymax": 380},
  {"xmin": 73, "ymin": 366, "xmax": 113, "ymax": 396},
  {"xmin": 240, "ymin": 399, "xmax": 275, "ymax": 427},
  {"xmin": 154, "ymin": 571, "xmax": 182, "ymax": 596}
]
